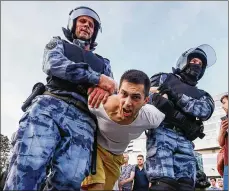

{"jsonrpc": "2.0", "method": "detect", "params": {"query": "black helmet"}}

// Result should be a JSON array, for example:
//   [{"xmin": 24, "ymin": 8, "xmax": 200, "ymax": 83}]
[
  {"xmin": 175, "ymin": 44, "xmax": 217, "ymax": 80},
  {"xmin": 63, "ymin": 6, "xmax": 102, "ymax": 49}
]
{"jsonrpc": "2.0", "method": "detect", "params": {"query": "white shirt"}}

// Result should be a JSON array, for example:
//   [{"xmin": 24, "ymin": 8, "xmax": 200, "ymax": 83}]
[{"xmin": 89, "ymin": 104, "xmax": 165, "ymax": 155}]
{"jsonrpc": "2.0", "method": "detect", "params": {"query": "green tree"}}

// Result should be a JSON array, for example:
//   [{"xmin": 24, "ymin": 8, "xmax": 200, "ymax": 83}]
[{"xmin": 0, "ymin": 134, "xmax": 10, "ymax": 174}]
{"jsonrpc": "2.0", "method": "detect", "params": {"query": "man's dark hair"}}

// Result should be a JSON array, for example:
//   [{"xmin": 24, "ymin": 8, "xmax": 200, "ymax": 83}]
[
  {"xmin": 220, "ymin": 94, "xmax": 228, "ymax": 103},
  {"xmin": 119, "ymin": 69, "xmax": 150, "ymax": 97},
  {"xmin": 210, "ymin": 178, "xmax": 216, "ymax": 181},
  {"xmin": 137, "ymin": 154, "xmax": 144, "ymax": 159}
]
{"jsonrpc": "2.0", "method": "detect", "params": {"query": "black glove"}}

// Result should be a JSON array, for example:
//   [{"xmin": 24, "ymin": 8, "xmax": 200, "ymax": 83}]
[
  {"xmin": 181, "ymin": 118, "xmax": 205, "ymax": 141},
  {"xmin": 157, "ymin": 83, "xmax": 182, "ymax": 103},
  {"xmin": 149, "ymin": 93, "xmax": 174, "ymax": 115},
  {"xmin": 195, "ymin": 170, "xmax": 211, "ymax": 188}
]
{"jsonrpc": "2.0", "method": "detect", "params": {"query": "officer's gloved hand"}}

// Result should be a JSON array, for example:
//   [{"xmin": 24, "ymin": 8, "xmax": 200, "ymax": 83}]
[
  {"xmin": 182, "ymin": 120, "xmax": 205, "ymax": 141},
  {"xmin": 195, "ymin": 170, "xmax": 211, "ymax": 188},
  {"xmin": 158, "ymin": 83, "xmax": 182, "ymax": 103}
]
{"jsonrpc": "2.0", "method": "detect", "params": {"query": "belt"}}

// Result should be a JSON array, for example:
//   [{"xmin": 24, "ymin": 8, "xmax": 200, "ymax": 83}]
[{"xmin": 43, "ymin": 91, "xmax": 90, "ymax": 114}]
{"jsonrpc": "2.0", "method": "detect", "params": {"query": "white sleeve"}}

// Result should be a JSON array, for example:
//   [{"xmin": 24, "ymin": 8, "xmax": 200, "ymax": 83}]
[{"xmin": 142, "ymin": 104, "xmax": 165, "ymax": 129}]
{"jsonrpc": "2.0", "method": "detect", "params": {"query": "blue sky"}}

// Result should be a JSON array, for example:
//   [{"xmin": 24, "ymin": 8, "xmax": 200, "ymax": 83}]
[{"xmin": 1, "ymin": 1, "xmax": 228, "ymax": 138}]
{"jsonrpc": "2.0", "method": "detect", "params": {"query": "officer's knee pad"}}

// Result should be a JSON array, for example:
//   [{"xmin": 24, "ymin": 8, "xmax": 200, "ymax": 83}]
[
  {"xmin": 177, "ymin": 177, "xmax": 194, "ymax": 191},
  {"xmin": 149, "ymin": 177, "xmax": 177, "ymax": 191}
]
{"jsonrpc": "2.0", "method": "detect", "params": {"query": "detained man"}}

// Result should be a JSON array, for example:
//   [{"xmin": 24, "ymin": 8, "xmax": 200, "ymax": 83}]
[{"xmin": 81, "ymin": 69, "xmax": 165, "ymax": 190}]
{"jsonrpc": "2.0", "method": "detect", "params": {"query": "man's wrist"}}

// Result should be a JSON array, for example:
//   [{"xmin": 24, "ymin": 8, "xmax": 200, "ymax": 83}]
[{"xmin": 88, "ymin": 71, "xmax": 101, "ymax": 85}]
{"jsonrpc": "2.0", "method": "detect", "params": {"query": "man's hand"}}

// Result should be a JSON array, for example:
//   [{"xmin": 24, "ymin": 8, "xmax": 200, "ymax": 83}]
[
  {"xmin": 88, "ymin": 87, "xmax": 109, "ymax": 108},
  {"xmin": 150, "ymin": 87, "xmax": 159, "ymax": 93},
  {"xmin": 150, "ymin": 87, "xmax": 168, "ymax": 99},
  {"xmin": 98, "ymin": 74, "xmax": 117, "ymax": 95},
  {"xmin": 119, "ymin": 180, "xmax": 126, "ymax": 186},
  {"xmin": 221, "ymin": 120, "xmax": 228, "ymax": 132}
]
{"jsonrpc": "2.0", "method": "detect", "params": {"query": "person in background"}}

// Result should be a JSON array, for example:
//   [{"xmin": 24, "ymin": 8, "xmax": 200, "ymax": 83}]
[
  {"xmin": 218, "ymin": 93, "xmax": 228, "ymax": 190},
  {"xmin": 118, "ymin": 154, "xmax": 135, "ymax": 191},
  {"xmin": 207, "ymin": 178, "xmax": 218, "ymax": 190},
  {"xmin": 217, "ymin": 178, "xmax": 224, "ymax": 190},
  {"xmin": 133, "ymin": 155, "xmax": 151, "ymax": 191}
]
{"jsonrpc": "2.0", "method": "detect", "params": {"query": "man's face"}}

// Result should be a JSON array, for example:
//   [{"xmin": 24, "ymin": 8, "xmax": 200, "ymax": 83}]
[
  {"xmin": 210, "ymin": 179, "xmax": 216, "ymax": 187},
  {"xmin": 218, "ymin": 180, "xmax": 223, "ymax": 188},
  {"xmin": 190, "ymin": 57, "xmax": 203, "ymax": 67},
  {"xmin": 222, "ymin": 97, "xmax": 228, "ymax": 114},
  {"xmin": 118, "ymin": 80, "xmax": 149, "ymax": 120},
  {"xmin": 75, "ymin": 16, "xmax": 94, "ymax": 40},
  {"xmin": 123, "ymin": 154, "xmax": 129, "ymax": 163},
  {"xmin": 137, "ymin": 157, "xmax": 144, "ymax": 166}
]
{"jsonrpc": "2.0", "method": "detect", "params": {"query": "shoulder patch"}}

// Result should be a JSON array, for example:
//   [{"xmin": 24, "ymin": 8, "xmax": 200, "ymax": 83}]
[{"xmin": 45, "ymin": 39, "xmax": 58, "ymax": 50}]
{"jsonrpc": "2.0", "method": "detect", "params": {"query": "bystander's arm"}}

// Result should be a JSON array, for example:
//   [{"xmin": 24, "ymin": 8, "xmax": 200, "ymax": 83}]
[
  {"xmin": 120, "ymin": 171, "xmax": 135, "ymax": 185},
  {"xmin": 218, "ymin": 120, "xmax": 228, "ymax": 147}
]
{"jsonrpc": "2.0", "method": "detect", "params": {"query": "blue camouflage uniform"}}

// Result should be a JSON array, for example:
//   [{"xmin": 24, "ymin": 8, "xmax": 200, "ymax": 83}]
[
  {"xmin": 145, "ymin": 73, "xmax": 214, "ymax": 183},
  {"xmin": 4, "ymin": 37, "xmax": 113, "ymax": 190}
]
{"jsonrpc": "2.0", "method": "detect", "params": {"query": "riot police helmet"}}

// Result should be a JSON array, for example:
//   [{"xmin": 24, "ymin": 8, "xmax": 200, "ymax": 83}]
[
  {"xmin": 63, "ymin": 6, "xmax": 102, "ymax": 49},
  {"xmin": 175, "ymin": 44, "xmax": 217, "ymax": 80}
]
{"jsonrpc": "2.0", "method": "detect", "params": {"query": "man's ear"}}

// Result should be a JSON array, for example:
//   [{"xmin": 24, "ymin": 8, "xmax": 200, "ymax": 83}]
[{"xmin": 143, "ymin": 96, "xmax": 150, "ymax": 105}]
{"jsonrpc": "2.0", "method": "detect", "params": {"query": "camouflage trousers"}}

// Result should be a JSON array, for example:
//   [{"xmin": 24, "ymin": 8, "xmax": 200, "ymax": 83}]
[
  {"xmin": 145, "ymin": 126, "xmax": 196, "ymax": 183},
  {"xmin": 3, "ymin": 95, "xmax": 95, "ymax": 190}
]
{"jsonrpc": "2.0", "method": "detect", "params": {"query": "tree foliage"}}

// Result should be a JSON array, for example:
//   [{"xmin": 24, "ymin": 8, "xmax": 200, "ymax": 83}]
[{"xmin": 0, "ymin": 134, "xmax": 10, "ymax": 174}]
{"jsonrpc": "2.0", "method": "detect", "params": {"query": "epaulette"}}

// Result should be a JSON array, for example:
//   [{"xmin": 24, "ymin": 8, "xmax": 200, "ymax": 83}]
[{"xmin": 53, "ymin": 36, "xmax": 61, "ymax": 40}]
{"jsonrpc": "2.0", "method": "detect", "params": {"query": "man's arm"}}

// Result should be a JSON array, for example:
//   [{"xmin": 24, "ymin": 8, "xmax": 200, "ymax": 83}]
[
  {"xmin": 154, "ymin": 73, "xmax": 215, "ymax": 121},
  {"xmin": 143, "ymin": 104, "xmax": 165, "ymax": 129},
  {"xmin": 103, "ymin": 58, "xmax": 114, "ymax": 78},
  {"xmin": 218, "ymin": 120, "xmax": 228, "ymax": 147},
  {"xmin": 149, "ymin": 93, "xmax": 205, "ymax": 141},
  {"xmin": 174, "ymin": 93, "xmax": 215, "ymax": 121},
  {"xmin": 43, "ymin": 37, "xmax": 101, "ymax": 85},
  {"xmin": 119, "ymin": 171, "xmax": 135, "ymax": 186},
  {"xmin": 150, "ymin": 73, "xmax": 167, "ymax": 87},
  {"xmin": 43, "ymin": 37, "xmax": 116, "ymax": 94},
  {"xmin": 86, "ymin": 55, "xmax": 116, "ymax": 108}
]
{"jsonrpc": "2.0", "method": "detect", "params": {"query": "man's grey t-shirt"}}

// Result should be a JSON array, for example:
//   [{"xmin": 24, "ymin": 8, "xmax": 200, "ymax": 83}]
[
  {"xmin": 119, "ymin": 164, "xmax": 135, "ymax": 189},
  {"xmin": 89, "ymin": 104, "xmax": 165, "ymax": 155}
]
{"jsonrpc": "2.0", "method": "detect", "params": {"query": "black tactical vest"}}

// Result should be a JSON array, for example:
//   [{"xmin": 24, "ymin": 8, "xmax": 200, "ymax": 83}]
[
  {"xmin": 165, "ymin": 73, "xmax": 205, "ymax": 99},
  {"xmin": 46, "ymin": 40, "xmax": 106, "ymax": 97}
]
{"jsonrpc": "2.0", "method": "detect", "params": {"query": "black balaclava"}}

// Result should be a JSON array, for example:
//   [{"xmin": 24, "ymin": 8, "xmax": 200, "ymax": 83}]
[{"xmin": 179, "ymin": 53, "xmax": 207, "ymax": 86}]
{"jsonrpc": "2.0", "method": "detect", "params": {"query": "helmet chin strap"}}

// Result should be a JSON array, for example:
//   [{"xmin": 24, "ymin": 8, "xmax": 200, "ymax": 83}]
[
  {"xmin": 73, "ymin": 38, "xmax": 90, "ymax": 49},
  {"xmin": 62, "ymin": 27, "xmax": 97, "ymax": 50}
]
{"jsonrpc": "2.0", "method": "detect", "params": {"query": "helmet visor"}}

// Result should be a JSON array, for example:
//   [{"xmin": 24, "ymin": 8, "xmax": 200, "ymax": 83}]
[{"xmin": 189, "ymin": 44, "xmax": 217, "ymax": 68}]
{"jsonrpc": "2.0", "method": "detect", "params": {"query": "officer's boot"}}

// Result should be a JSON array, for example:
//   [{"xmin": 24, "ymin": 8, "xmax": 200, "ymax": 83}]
[
  {"xmin": 149, "ymin": 177, "xmax": 178, "ymax": 191},
  {"xmin": 177, "ymin": 177, "xmax": 195, "ymax": 191}
]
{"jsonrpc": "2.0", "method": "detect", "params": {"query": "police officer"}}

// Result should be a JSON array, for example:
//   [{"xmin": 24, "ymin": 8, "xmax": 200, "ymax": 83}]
[
  {"xmin": 145, "ymin": 44, "xmax": 216, "ymax": 191},
  {"xmin": 4, "ymin": 6, "xmax": 116, "ymax": 191}
]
